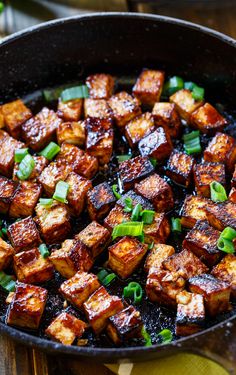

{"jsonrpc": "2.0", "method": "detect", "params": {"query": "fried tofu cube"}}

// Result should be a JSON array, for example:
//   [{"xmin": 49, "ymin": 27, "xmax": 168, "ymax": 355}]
[
  {"xmin": 0, "ymin": 107, "xmax": 5, "ymax": 128},
  {"xmin": 56, "ymin": 121, "xmax": 85, "ymax": 147},
  {"xmin": 144, "ymin": 212, "xmax": 171, "ymax": 244},
  {"xmin": 14, "ymin": 247, "xmax": 54, "ymax": 284},
  {"xmin": 83, "ymin": 286, "xmax": 124, "ymax": 334},
  {"xmin": 133, "ymin": 70, "xmax": 165, "ymax": 106},
  {"xmin": 212, "ymin": 254, "xmax": 236, "ymax": 298},
  {"xmin": 204, "ymin": 132, "xmax": 236, "ymax": 172},
  {"xmin": 9, "ymin": 181, "xmax": 42, "ymax": 218},
  {"xmin": 59, "ymin": 271, "xmax": 100, "ymax": 308},
  {"xmin": 108, "ymin": 91, "xmax": 141, "ymax": 129},
  {"xmin": 6, "ymin": 282, "xmax": 47, "ymax": 329},
  {"xmin": 0, "ymin": 237, "xmax": 14, "ymax": 271},
  {"xmin": 175, "ymin": 291, "xmax": 205, "ymax": 336},
  {"xmin": 229, "ymin": 187, "xmax": 236, "ymax": 204},
  {"xmin": 57, "ymin": 98, "xmax": 83, "ymax": 122},
  {"xmin": 116, "ymin": 190, "xmax": 154, "ymax": 211},
  {"xmin": 170, "ymin": 89, "xmax": 203, "ymax": 122},
  {"xmin": 107, "ymin": 305, "xmax": 143, "ymax": 345},
  {"xmin": 13, "ymin": 155, "xmax": 49, "ymax": 183},
  {"xmin": 87, "ymin": 182, "xmax": 116, "ymax": 221},
  {"xmin": 46, "ymin": 312, "xmax": 86, "ymax": 345},
  {"xmin": 138, "ymin": 128, "xmax": 173, "ymax": 161},
  {"xmin": 49, "ymin": 239, "xmax": 93, "ymax": 278},
  {"xmin": 84, "ymin": 98, "xmax": 113, "ymax": 119},
  {"xmin": 0, "ymin": 176, "xmax": 18, "ymax": 214},
  {"xmin": 188, "ymin": 274, "xmax": 231, "ymax": 316},
  {"xmin": 38, "ymin": 159, "xmax": 72, "ymax": 196},
  {"xmin": 205, "ymin": 201, "xmax": 236, "ymax": 231},
  {"xmin": 0, "ymin": 130, "xmax": 25, "ymax": 177},
  {"xmin": 119, "ymin": 155, "xmax": 154, "ymax": 192},
  {"xmin": 7, "ymin": 216, "xmax": 41, "ymax": 253},
  {"xmin": 86, "ymin": 73, "xmax": 114, "ymax": 99},
  {"xmin": 135, "ymin": 173, "xmax": 174, "ymax": 212},
  {"xmin": 76, "ymin": 221, "xmax": 110, "ymax": 258},
  {"xmin": 2, "ymin": 99, "xmax": 32, "ymax": 138},
  {"xmin": 108, "ymin": 236, "xmax": 148, "ymax": 279},
  {"xmin": 104, "ymin": 205, "xmax": 131, "ymax": 232},
  {"xmin": 183, "ymin": 221, "xmax": 221, "ymax": 267},
  {"xmin": 180, "ymin": 195, "xmax": 212, "ymax": 228},
  {"xmin": 191, "ymin": 103, "xmax": 227, "ymax": 134},
  {"xmin": 231, "ymin": 165, "xmax": 236, "ymax": 188},
  {"xmin": 65, "ymin": 172, "xmax": 92, "ymax": 216},
  {"xmin": 166, "ymin": 150, "xmax": 195, "ymax": 187},
  {"xmin": 144, "ymin": 244, "xmax": 175, "ymax": 273},
  {"xmin": 193, "ymin": 162, "xmax": 226, "ymax": 198},
  {"xmin": 152, "ymin": 102, "xmax": 181, "ymax": 138},
  {"xmin": 125, "ymin": 112, "xmax": 155, "ymax": 148}
]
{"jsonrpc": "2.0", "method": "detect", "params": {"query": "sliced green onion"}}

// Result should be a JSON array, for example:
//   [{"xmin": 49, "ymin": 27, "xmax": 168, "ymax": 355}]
[
  {"xmin": 184, "ymin": 81, "xmax": 195, "ymax": 91},
  {"xmin": 123, "ymin": 197, "xmax": 133, "ymax": 213},
  {"xmin": 138, "ymin": 231, "xmax": 145, "ymax": 243},
  {"xmin": 157, "ymin": 329, "xmax": 173, "ymax": 344},
  {"xmin": 1, "ymin": 227, "xmax": 7, "ymax": 236},
  {"xmin": 131, "ymin": 203, "xmax": 142, "ymax": 221},
  {"xmin": 112, "ymin": 184, "xmax": 122, "ymax": 200},
  {"xmin": 183, "ymin": 130, "xmax": 200, "ymax": 142},
  {"xmin": 39, "ymin": 198, "xmax": 54, "ymax": 208},
  {"xmin": 39, "ymin": 243, "xmax": 50, "ymax": 258},
  {"xmin": 217, "ymin": 238, "xmax": 235, "ymax": 254},
  {"xmin": 16, "ymin": 154, "xmax": 35, "ymax": 181},
  {"xmin": 0, "ymin": 230, "xmax": 3, "ymax": 238},
  {"xmin": 97, "ymin": 269, "xmax": 109, "ymax": 282},
  {"xmin": 192, "ymin": 85, "xmax": 205, "ymax": 101},
  {"xmin": 102, "ymin": 273, "xmax": 117, "ymax": 286},
  {"xmin": 14, "ymin": 148, "xmax": 29, "ymax": 163},
  {"xmin": 61, "ymin": 85, "xmax": 89, "ymax": 102},
  {"xmin": 123, "ymin": 281, "xmax": 143, "ymax": 304},
  {"xmin": 183, "ymin": 130, "xmax": 201, "ymax": 155},
  {"xmin": 141, "ymin": 326, "xmax": 152, "ymax": 347},
  {"xmin": 220, "ymin": 227, "xmax": 236, "ymax": 241},
  {"xmin": 53, "ymin": 181, "xmax": 69, "ymax": 204},
  {"xmin": 112, "ymin": 221, "xmax": 143, "ymax": 240},
  {"xmin": 210, "ymin": 181, "xmax": 227, "ymax": 203},
  {"xmin": 149, "ymin": 158, "xmax": 157, "ymax": 167},
  {"xmin": 163, "ymin": 76, "xmax": 184, "ymax": 96},
  {"xmin": 141, "ymin": 210, "xmax": 155, "ymax": 224},
  {"xmin": 43, "ymin": 86, "xmax": 66, "ymax": 102},
  {"xmin": 148, "ymin": 241, "xmax": 154, "ymax": 250},
  {"xmin": 171, "ymin": 217, "xmax": 182, "ymax": 233},
  {"xmin": 0, "ymin": 272, "xmax": 16, "ymax": 292},
  {"xmin": 117, "ymin": 155, "xmax": 132, "ymax": 163},
  {"xmin": 39, "ymin": 142, "xmax": 60, "ymax": 161},
  {"xmin": 0, "ymin": 2, "xmax": 4, "ymax": 14}
]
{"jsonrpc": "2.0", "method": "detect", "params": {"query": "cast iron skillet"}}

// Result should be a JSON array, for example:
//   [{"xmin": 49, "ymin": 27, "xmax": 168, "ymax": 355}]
[{"xmin": 0, "ymin": 12, "xmax": 236, "ymax": 373}]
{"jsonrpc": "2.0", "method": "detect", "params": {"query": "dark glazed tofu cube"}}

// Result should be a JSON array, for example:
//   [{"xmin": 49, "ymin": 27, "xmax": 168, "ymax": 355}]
[
  {"xmin": 180, "ymin": 195, "xmax": 212, "ymax": 228},
  {"xmin": 35, "ymin": 201, "xmax": 71, "ymax": 244},
  {"xmin": 0, "ymin": 176, "xmax": 18, "ymax": 214},
  {"xmin": 49, "ymin": 239, "xmax": 93, "ymax": 278},
  {"xmin": 2, "ymin": 99, "xmax": 32, "ymax": 138},
  {"xmin": 204, "ymin": 132, "xmax": 236, "ymax": 172},
  {"xmin": 119, "ymin": 156, "xmax": 154, "ymax": 192},
  {"xmin": 138, "ymin": 128, "xmax": 173, "ymax": 161},
  {"xmin": 13, "ymin": 156, "xmax": 49, "ymax": 182},
  {"xmin": 76, "ymin": 221, "xmax": 110, "ymax": 258},
  {"xmin": 205, "ymin": 201, "xmax": 236, "ymax": 231},
  {"xmin": 59, "ymin": 271, "xmax": 100, "ymax": 309},
  {"xmin": 87, "ymin": 182, "xmax": 116, "ymax": 221},
  {"xmin": 46, "ymin": 312, "xmax": 86, "ymax": 345},
  {"xmin": 144, "ymin": 244, "xmax": 175, "ymax": 273},
  {"xmin": 65, "ymin": 172, "xmax": 92, "ymax": 216},
  {"xmin": 22, "ymin": 107, "xmax": 62, "ymax": 151},
  {"xmin": 229, "ymin": 187, "xmax": 236, "ymax": 204},
  {"xmin": 0, "ymin": 107, "xmax": 4, "ymax": 128},
  {"xmin": 175, "ymin": 291, "xmax": 205, "ymax": 336},
  {"xmin": 107, "ymin": 305, "xmax": 143, "ymax": 345},
  {"xmin": 104, "ymin": 205, "xmax": 131, "ymax": 232},
  {"xmin": 170, "ymin": 89, "xmax": 203, "ymax": 122},
  {"xmin": 191, "ymin": 103, "xmax": 227, "ymax": 134},
  {"xmin": 108, "ymin": 236, "xmax": 148, "ymax": 279},
  {"xmin": 193, "ymin": 162, "xmax": 226, "ymax": 198},
  {"xmin": 86, "ymin": 73, "xmax": 114, "ymax": 99},
  {"xmin": 183, "ymin": 221, "xmax": 221, "ymax": 267},
  {"xmin": 6, "ymin": 282, "xmax": 47, "ymax": 329},
  {"xmin": 57, "ymin": 98, "xmax": 83, "ymax": 122},
  {"xmin": 7, "ymin": 216, "xmax": 41, "ymax": 253},
  {"xmin": 56, "ymin": 121, "xmax": 85, "ymax": 147},
  {"xmin": 152, "ymin": 102, "xmax": 181, "ymax": 138},
  {"xmin": 166, "ymin": 150, "xmax": 194, "ymax": 187},
  {"xmin": 0, "ymin": 130, "xmax": 25, "ymax": 177},
  {"xmin": 125, "ymin": 112, "xmax": 155, "ymax": 148},
  {"xmin": 83, "ymin": 286, "xmax": 124, "ymax": 334},
  {"xmin": 38, "ymin": 160, "xmax": 72, "ymax": 196},
  {"xmin": 108, "ymin": 92, "xmax": 141, "ymax": 129},
  {"xmin": 9, "ymin": 181, "xmax": 42, "ymax": 218},
  {"xmin": 188, "ymin": 274, "xmax": 231, "ymax": 316},
  {"xmin": 144, "ymin": 212, "xmax": 170, "ymax": 244},
  {"xmin": 0, "ymin": 237, "xmax": 14, "ymax": 271},
  {"xmin": 212, "ymin": 254, "xmax": 236, "ymax": 298},
  {"xmin": 116, "ymin": 190, "xmax": 154, "ymax": 211},
  {"xmin": 133, "ymin": 69, "xmax": 165, "ymax": 106},
  {"xmin": 84, "ymin": 98, "xmax": 113, "ymax": 119},
  {"xmin": 14, "ymin": 248, "xmax": 54, "ymax": 284}
]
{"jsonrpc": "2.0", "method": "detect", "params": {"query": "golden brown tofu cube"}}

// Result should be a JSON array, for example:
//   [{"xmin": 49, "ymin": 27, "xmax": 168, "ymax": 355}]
[
  {"xmin": 133, "ymin": 69, "xmax": 165, "ymax": 106},
  {"xmin": 204, "ymin": 132, "xmax": 236, "ymax": 172},
  {"xmin": 56, "ymin": 121, "xmax": 85, "ymax": 147},
  {"xmin": 22, "ymin": 107, "xmax": 62, "ymax": 151},
  {"xmin": 170, "ymin": 89, "xmax": 203, "ymax": 123},
  {"xmin": 83, "ymin": 286, "xmax": 124, "ymax": 334},
  {"xmin": 116, "ymin": 190, "xmax": 154, "ymax": 211},
  {"xmin": 188, "ymin": 274, "xmax": 231, "ymax": 316},
  {"xmin": 125, "ymin": 112, "xmax": 155, "ymax": 149},
  {"xmin": 180, "ymin": 195, "xmax": 213, "ymax": 228},
  {"xmin": 57, "ymin": 98, "xmax": 83, "ymax": 122},
  {"xmin": 84, "ymin": 98, "xmax": 113, "ymax": 119},
  {"xmin": 0, "ymin": 130, "xmax": 25, "ymax": 177},
  {"xmin": 76, "ymin": 221, "xmax": 110, "ymax": 258},
  {"xmin": 0, "ymin": 237, "xmax": 14, "ymax": 271},
  {"xmin": 193, "ymin": 162, "xmax": 226, "ymax": 198},
  {"xmin": 65, "ymin": 172, "xmax": 92, "ymax": 216},
  {"xmin": 108, "ymin": 236, "xmax": 148, "ymax": 279},
  {"xmin": 87, "ymin": 182, "xmax": 116, "ymax": 221},
  {"xmin": 14, "ymin": 248, "xmax": 54, "ymax": 284},
  {"xmin": 152, "ymin": 102, "xmax": 181, "ymax": 138},
  {"xmin": 104, "ymin": 205, "xmax": 131, "ymax": 232},
  {"xmin": 229, "ymin": 187, "xmax": 236, "ymax": 204},
  {"xmin": 0, "ymin": 107, "xmax": 5, "ymax": 128},
  {"xmin": 144, "ymin": 244, "xmax": 175, "ymax": 273},
  {"xmin": 175, "ymin": 291, "xmax": 205, "ymax": 336},
  {"xmin": 119, "ymin": 155, "xmax": 154, "ymax": 192},
  {"xmin": 38, "ymin": 159, "xmax": 72, "ymax": 196},
  {"xmin": 2, "ymin": 99, "xmax": 32, "ymax": 138},
  {"xmin": 183, "ymin": 221, "xmax": 221, "ymax": 267},
  {"xmin": 6, "ymin": 282, "xmax": 47, "ymax": 329},
  {"xmin": 205, "ymin": 201, "xmax": 236, "ymax": 231},
  {"xmin": 135, "ymin": 173, "xmax": 174, "ymax": 212},
  {"xmin": 13, "ymin": 155, "xmax": 49, "ymax": 183},
  {"xmin": 86, "ymin": 73, "xmax": 114, "ymax": 99},
  {"xmin": 166, "ymin": 150, "xmax": 195, "ymax": 187},
  {"xmin": 144, "ymin": 212, "xmax": 170, "ymax": 244},
  {"xmin": 9, "ymin": 181, "xmax": 42, "ymax": 218},
  {"xmin": 107, "ymin": 305, "xmax": 143, "ymax": 345},
  {"xmin": 231, "ymin": 165, "xmax": 236, "ymax": 188},
  {"xmin": 7, "ymin": 216, "xmax": 41, "ymax": 253},
  {"xmin": 59, "ymin": 271, "xmax": 100, "ymax": 308},
  {"xmin": 49, "ymin": 239, "xmax": 93, "ymax": 278},
  {"xmin": 212, "ymin": 254, "xmax": 236, "ymax": 298},
  {"xmin": 0, "ymin": 176, "xmax": 18, "ymax": 214},
  {"xmin": 46, "ymin": 312, "xmax": 86, "ymax": 345},
  {"xmin": 108, "ymin": 91, "xmax": 141, "ymax": 129},
  {"xmin": 191, "ymin": 103, "xmax": 227, "ymax": 134},
  {"xmin": 138, "ymin": 127, "xmax": 173, "ymax": 161}
]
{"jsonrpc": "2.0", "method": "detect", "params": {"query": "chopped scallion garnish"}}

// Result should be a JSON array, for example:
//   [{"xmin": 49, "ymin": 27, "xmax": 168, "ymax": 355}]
[
  {"xmin": 53, "ymin": 181, "xmax": 69, "ymax": 204},
  {"xmin": 39, "ymin": 243, "xmax": 50, "ymax": 258},
  {"xmin": 192, "ymin": 85, "xmax": 205, "ymax": 101},
  {"xmin": 123, "ymin": 197, "xmax": 133, "ymax": 213},
  {"xmin": 16, "ymin": 154, "xmax": 35, "ymax": 180},
  {"xmin": 157, "ymin": 329, "xmax": 173, "ymax": 344},
  {"xmin": 171, "ymin": 217, "xmax": 182, "ymax": 233},
  {"xmin": 0, "ymin": 272, "xmax": 16, "ymax": 292},
  {"xmin": 148, "ymin": 241, "xmax": 155, "ymax": 250},
  {"xmin": 141, "ymin": 326, "xmax": 152, "ymax": 346},
  {"xmin": 39, "ymin": 142, "xmax": 60, "ymax": 161},
  {"xmin": 117, "ymin": 155, "xmax": 132, "ymax": 163},
  {"xmin": 217, "ymin": 238, "xmax": 235, "ymax": 254},
  {"xmin": 183, "ymin": 130, "xmax": 201, "ymax": 155},
  {"xmin": 39, "ymin": 198, "xmax": 54, "ymax": 208},
  {"xmin": 220, "ymin": 227, "xmax": 236, "ymax": 241},
  {"xmin": 163, "ymin": 76, "xmax": 184, "ymax": 96},
  {"xmin": 61, "ymin": 85, "xmax": 89, "ymax": 102},
  {"xmin": 141, "ymin": 210, "xmax": 155, "ymax": 224},
  {"xmin": 97, "ymin": 269, "xmax": 109, "ymax": 282},
  {"xmin": 149, "ymin": 158, "xmax": 157, "ymax": 167},
  {"xmin": 112, "ymin": 221, "xmax": 143, "ymax": 240},
  {"xmin": 210, "ymin": 181, "xmax": 227, "ymax": 203},
  {"xmin": 96, "ymin": 269, "xmax": 116, "ymax": 286},
  {"xmin": 1, "ymin": 227, "xmax": 7, "ymax": 237},
  {"xmin": 112, "ymin": 184, "xmax": 122, "ymax": 200},
  {"xmin": 14, "ymin": 148, "xmax": 29, "ymax": 163},
  {"xmin": 123, "ymin": 281, "xmax": 143, "ymax": 304},
  {"xmin": 131, "ymin": 203, "xmax": 142, "ymax": 221}
]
